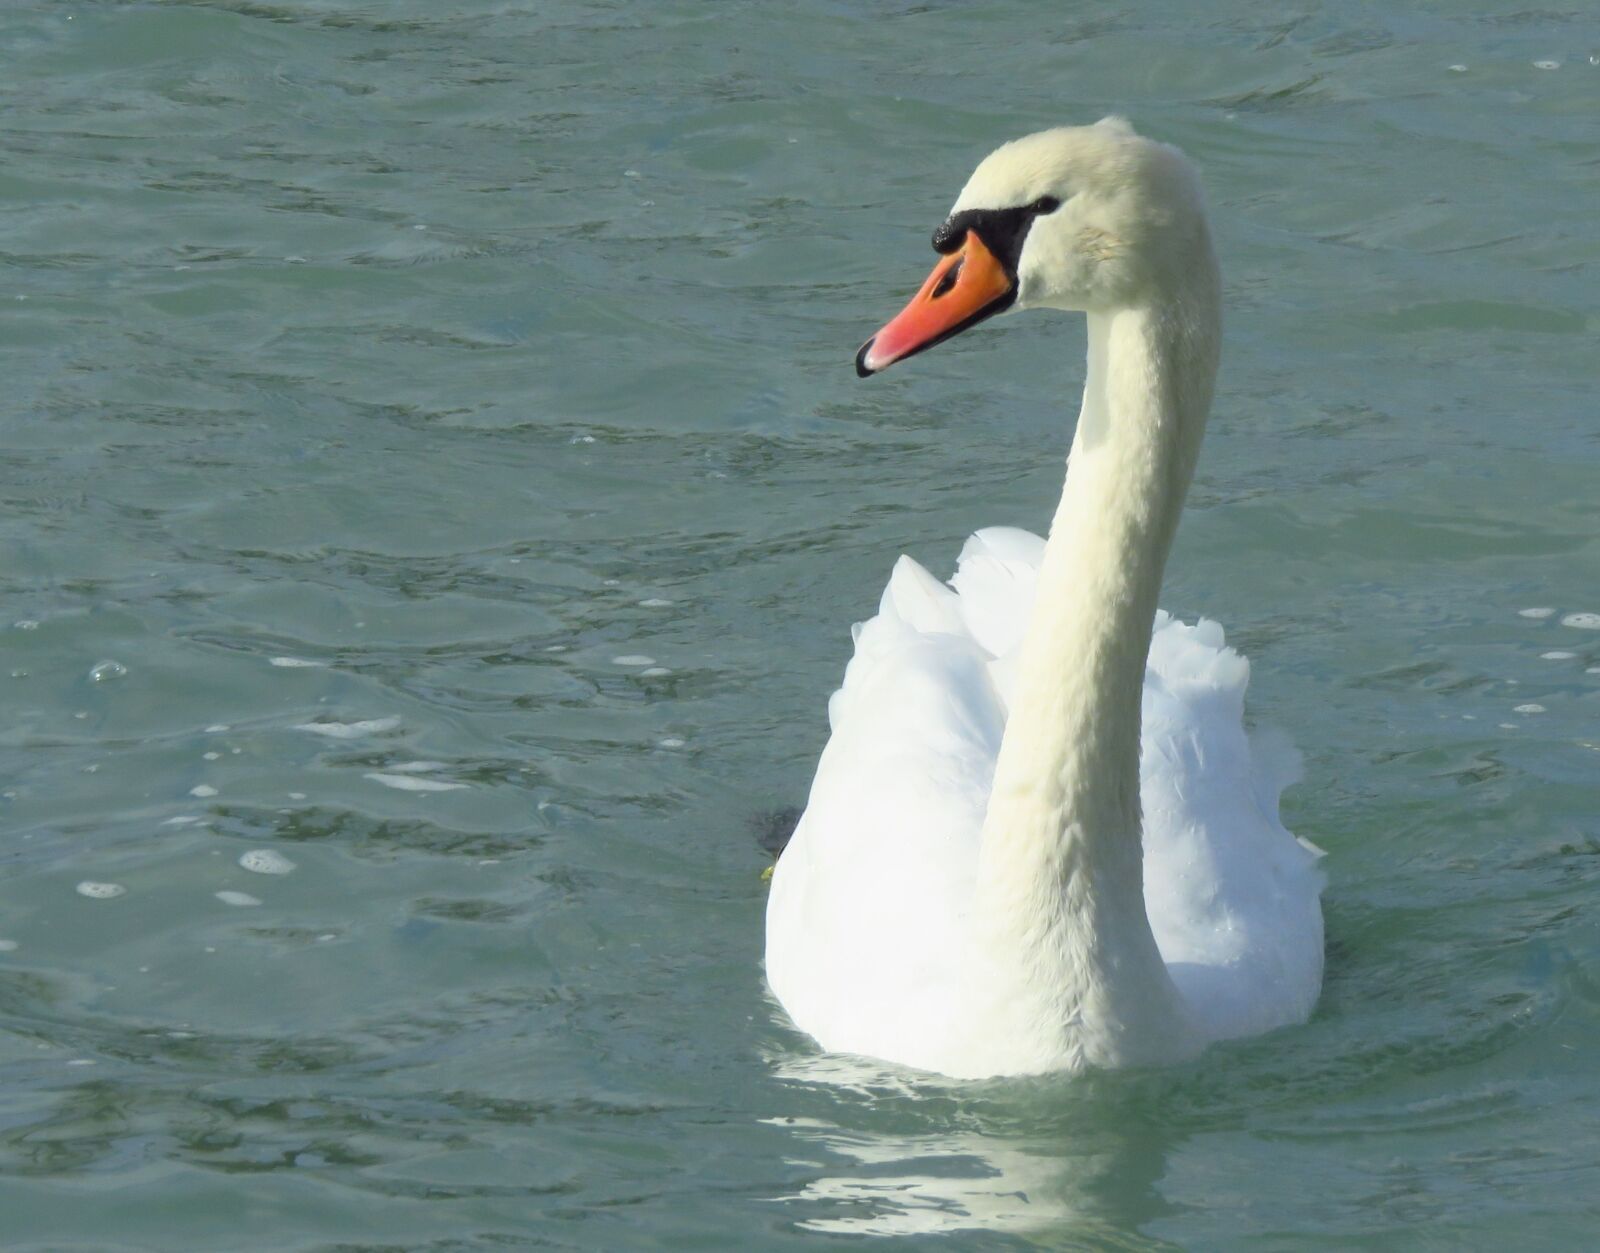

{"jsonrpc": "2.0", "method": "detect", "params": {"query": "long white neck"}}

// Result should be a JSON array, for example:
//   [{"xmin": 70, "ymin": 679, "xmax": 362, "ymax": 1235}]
[{"xmin": 972, "ymin": 267, "xmax": 1220, "ymax": 1069}]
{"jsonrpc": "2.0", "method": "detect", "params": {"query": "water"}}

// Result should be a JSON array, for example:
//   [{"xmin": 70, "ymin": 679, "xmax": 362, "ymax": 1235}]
[{"xmin": 2, "ymin": 2, "xmax": 1597, "ymax": 1247}]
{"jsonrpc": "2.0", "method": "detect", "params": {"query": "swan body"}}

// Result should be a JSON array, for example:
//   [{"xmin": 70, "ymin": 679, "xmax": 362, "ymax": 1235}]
[{"xmin": 765, "ymin": 119, "xmax": 1324, "ymax": 1079}]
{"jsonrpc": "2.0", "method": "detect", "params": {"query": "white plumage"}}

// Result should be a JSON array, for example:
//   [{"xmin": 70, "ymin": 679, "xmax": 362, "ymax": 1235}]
[
  {"xmin": 766, "ymin": 119, "xmax": 1325, "ymax": 1078},
  {"xmin": 767, "ymin": 530, "xmax": 1323, "ymax": 1075}
]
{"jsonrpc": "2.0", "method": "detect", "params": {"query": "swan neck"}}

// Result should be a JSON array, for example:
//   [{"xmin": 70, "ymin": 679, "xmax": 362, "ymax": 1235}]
[{"xmin": 972, "ymin": 284, "xmax": 1218, "ymax": 1063}]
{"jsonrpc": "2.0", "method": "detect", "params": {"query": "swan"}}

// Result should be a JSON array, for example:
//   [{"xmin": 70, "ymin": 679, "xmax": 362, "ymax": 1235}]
[{"xmin": 765, "ymin": 118, "xmax": 1324, "ymax": 1079}]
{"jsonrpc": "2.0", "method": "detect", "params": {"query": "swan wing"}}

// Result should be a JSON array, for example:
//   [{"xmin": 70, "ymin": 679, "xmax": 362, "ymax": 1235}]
[
  {"xmin": 767, "ymin": 533, "xmax": 1324, "ymax": 1062},
  {"xmin": 766, "ymin": 555, "xmax": 1002, "ymax": 1063}
]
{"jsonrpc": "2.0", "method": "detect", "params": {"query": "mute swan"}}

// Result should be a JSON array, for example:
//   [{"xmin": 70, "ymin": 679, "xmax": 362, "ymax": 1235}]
[{"xmin": 765, "ymin": 119, "xmax": 1324, "ymax": 1079}]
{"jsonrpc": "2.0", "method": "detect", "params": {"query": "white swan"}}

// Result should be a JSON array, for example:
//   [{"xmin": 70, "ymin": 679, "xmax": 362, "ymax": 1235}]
[{"xmin": 765, "ymin": 119, "xmax": 1324, "ymax": 1079}]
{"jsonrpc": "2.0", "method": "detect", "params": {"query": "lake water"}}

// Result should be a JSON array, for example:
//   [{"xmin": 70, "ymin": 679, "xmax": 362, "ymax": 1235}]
[{"xmin": 2, "ymin": 2, "xmax": 1597, "ymax": 1248}]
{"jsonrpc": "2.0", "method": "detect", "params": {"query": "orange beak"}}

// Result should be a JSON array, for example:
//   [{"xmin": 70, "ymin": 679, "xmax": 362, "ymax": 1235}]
[{"xmin": 855, "ymin": 231, "xmax": 1015, "ymax": 377}]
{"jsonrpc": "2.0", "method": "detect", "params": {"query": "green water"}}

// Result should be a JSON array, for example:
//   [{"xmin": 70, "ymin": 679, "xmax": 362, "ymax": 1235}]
[{"xmin": 2, "ymin": 2, "xmax": 1598, "ymax": 1248}]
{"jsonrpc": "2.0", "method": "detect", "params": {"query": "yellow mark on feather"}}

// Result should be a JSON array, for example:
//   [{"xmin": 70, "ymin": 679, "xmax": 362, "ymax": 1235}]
[{"xmin": 1078, "ymin": 227, "xmax": 1123, "ymax": 261}]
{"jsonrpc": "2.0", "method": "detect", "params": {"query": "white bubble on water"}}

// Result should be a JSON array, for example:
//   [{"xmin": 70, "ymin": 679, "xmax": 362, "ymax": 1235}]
[
  {"xmin": 1541, "ymin": 651, "xmax": 1577, "ymax": 660},
  {"xmin": 1560, "ymin": 613, "xmax": 1600, "ymax": 630},
  {"xmin": 659, "ymin": 737, "xmax": 686, "ymax": 749},
  {"xmin": 385, "ymin": 760, "xmax": 444, "ymax": 774},
  {"xmin": 613, "ymin": 655, "xmax": 655, "ymax": 667},
  {"xmin": 293, "ymin": 717, "xmax": 401, "ymax": 739},
  {"xmin": 76, "ymin": 881, "xmax": 126, "ymax": 899},
  {"xmin": 239, "ymin": 849, "xmax": 296, "ymax": 876},
  {"xmin": 270, "ymin": 656, "xmax": 325, "ymax": 668},
  {"xmin": 640, "ymin": 667, "xmax": 672, "ymax": 677},
  {"xmin": 14, "ymin": 619, "xmax": 39, "ymax": 630},
  {"xmin": 89, "ymin": 660, "xmax": 127, "ymax": 682},
  {"xmin": 215, "ymin": 890, "xmax": 262, "ymax": 907},
  {"xmin": 1519, "ymin": 607, "xmax": 1556, "ymax": 619},
  {"xmin": 288, "ymin": 792, "xmax": 307, "ymax": 800},
  {"xmin": 203, "ymin": 751, "xmax": 221, "ymax": 761},
  {"xmin": 1534, "ymin": 59, "xmax": 1560, "ymax": 70},
  {"xmin": 639, "ymin": 598, "xmax": 673, "ymax": 608},
  {"xmin": 66, "ymin": 1059, "xmax": 96, "ymax": 1067},
  {"xmin": 1448, "ymin": 64, "xmax": 1468, "ymax": 73},
  {"xmin": 1514, "ymin": 704, "xmax": 1547, "ymax": 714},
  {"xmin": 365, "ymin": 772, "xmax": 468, "ymax": 792},
  {"xmin": 189, "ymin": 785, "xmax": 218, "ymax": 798},
  {"xmin": 205, "ymin": 724, "xmax": 230, "ymax": 733}
]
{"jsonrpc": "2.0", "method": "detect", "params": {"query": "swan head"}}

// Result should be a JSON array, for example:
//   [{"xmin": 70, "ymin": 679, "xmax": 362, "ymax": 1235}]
[{"xmin": 856, "ymin": 117, "xmax": 1212, "ymax": 376}]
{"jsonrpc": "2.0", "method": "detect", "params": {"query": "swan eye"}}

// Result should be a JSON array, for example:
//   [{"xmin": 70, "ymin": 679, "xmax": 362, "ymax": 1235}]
[{"xmin": 1029, "ymin": 197, "xmax": 1061, "ymax": 215}]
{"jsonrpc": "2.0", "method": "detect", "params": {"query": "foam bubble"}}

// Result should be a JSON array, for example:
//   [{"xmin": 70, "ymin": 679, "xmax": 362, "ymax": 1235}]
[
  {"xmin": 639, "ymin": 598, "xmax": 673, "ymax": 608},
  {"xmin": 1560, "ymin": 613, "xmax": 1600, "ymax": 630},
  {"xmin": 89, "ymin": 660, "xmax": 127, "ymax": 682},
  {"xmin": 239, "ymin": 849, "xmax": 296, "ymax": 875},
  {"xmin": 203, "ymin": 751, "xmax": 221, "ymax": 761},
  {"xmin": 640, "ymin": 667, "xmax": 672, "ymax": 677},
  {"xmin": 1533, "ymin": 59, "xmax": 1560, "ymax": 70},
  {"xmin": 1514, "ymin": 703, "xmax": 1547, "ymax": 714},
  {"xmin": 163, "ymin": 815, "xmax": 205, "ymax": 827},
  {"xmin": 1541, "ymin": 651, "xmax": 1577, "ymax": 660},
  {"xmin": 14, "ymin": 620, "xmax": 38, "ymax": 630},
  {"xmin": 205, "ymin": 724, "xmax": 230, "ymax": 733},
  {"xmin": 1519, "ymin": 607, "xmax": 1556, "ymax": 619},
  {"xmin": 215, "ymin": 890, "xmax": 262, "ymax": 907},
  {"xmin": 189, "ymin": 785, "xmax": 218, "ymax": 798},
  {"xmin": 613, "ymin": 655, "xmax": 655, "ymax": 667},
  {"xmin": 365, "ymin": 772, "xmax": 468, "ymax": 792},
  {"xmin": 293, "ymin": 717, "xmax": 401, "ymax": 739},
  {"xmin": 659, "ymin": 737, "xmax": 686, "ymax": 748},
  {"xmin": 76, "ymin": 881, "xmax": 126, "ymax": 899},
  {"xmin": 270, "ymin": 657, "xmax": 325, "ymax": 668}
]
